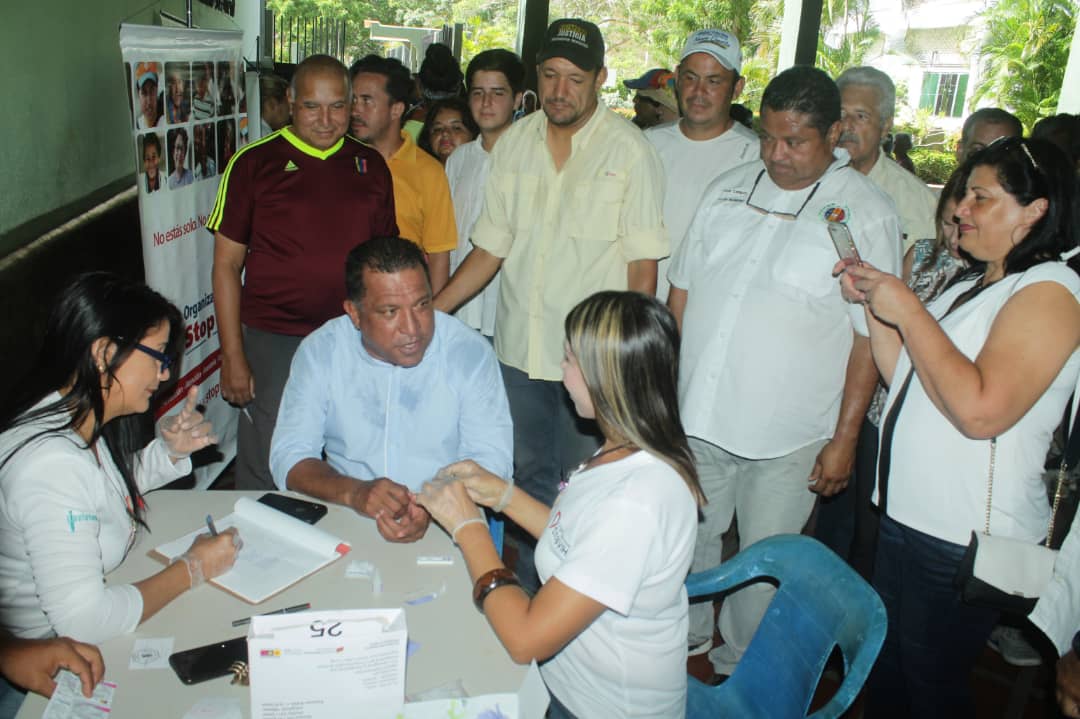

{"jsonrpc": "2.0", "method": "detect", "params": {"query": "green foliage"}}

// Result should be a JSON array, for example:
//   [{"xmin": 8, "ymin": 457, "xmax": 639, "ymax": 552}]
[
  {"xmin": 972, "ymin": 0, "xmax": 1076, "ymax": 133},
  {"xmin": 267, "ymin": 0, "xmax": 399, "ymax": 61},
  {"xmin": 816, "ymin": 0, "xmax": 880, "ymax": 78},
  {"xmin": 909, "ymin": 148, "xmax": 956, "ymax": 185}
]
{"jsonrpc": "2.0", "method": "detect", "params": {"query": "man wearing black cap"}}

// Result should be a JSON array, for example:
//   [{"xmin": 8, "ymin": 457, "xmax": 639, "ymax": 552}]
[{"xmin": 435, "ymin": 18, "xmax": 668, "ymax": 593}]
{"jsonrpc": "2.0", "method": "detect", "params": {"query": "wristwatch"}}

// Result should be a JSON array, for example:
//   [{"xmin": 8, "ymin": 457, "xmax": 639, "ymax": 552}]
[{"xmin": 472, "ymin": 567, "xmax": 521, "ymax": 611}]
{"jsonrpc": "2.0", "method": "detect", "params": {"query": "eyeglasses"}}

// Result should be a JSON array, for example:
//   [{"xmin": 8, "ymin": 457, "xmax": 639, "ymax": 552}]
[
  {"xmin": 134, "ymin": 344, "xmax": 174, "ymax": 372},
  {"xmin": 745, "ymin": 169, "xmax": 822, "ymax": 221}
]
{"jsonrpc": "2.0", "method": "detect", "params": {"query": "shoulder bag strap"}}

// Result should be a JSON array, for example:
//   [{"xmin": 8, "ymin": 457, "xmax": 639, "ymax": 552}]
[{"xmin": 876, "ymin": 368, "xmax": 915, "ymax": 513}]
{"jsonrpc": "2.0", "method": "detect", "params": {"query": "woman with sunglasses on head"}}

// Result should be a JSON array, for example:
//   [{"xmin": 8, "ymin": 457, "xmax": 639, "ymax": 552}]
[
  {"xmin": 840, "ymin": 137, "xmax": 1080, "ymax": 717},
  {"xmin": 0, "ymin": 273, "xmax": 240, "ymax": 646},
  {"xmin": 417, "ymin": 291, "xmax": 704, "ymax": 719}
]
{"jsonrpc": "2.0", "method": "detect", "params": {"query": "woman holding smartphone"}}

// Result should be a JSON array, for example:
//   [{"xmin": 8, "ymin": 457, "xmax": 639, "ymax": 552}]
[
  {"xmin": 840, "ymin": 137, "xmax": 1080, "ymax": 716},
  {"xmin": 418, "ymin": 291, "xmax": 704, "ymax": 719}
]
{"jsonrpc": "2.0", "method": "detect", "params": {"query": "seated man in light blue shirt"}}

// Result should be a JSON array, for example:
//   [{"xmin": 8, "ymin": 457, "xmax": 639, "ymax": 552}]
[{"xmin": 270, "ymin": 236, "xmax": 513, "ymax": 543}]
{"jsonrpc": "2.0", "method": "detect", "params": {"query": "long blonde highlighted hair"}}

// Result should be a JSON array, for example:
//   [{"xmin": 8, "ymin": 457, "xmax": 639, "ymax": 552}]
[{"xmin": 565, "ymin": 291, "xmax": 704, "ymax": 505}]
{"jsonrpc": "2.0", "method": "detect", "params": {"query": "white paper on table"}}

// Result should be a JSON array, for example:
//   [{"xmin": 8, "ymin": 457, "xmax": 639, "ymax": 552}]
[
  {"xmin": 152, "ymin": 497, "xmax": 350, "ymax": 604},
  {"xmin": 248, "ymin": 608, "xmax": 407, "ymax": 719},
  {"xmin": 182, "ymin": 696, "xmax": 244, "ymax": 719},
  {"xmin": 129, "ymin": 636, "xmax": 174, "ymax": 669},
  {"xmin": 41, "ymin": 670, "xmax": 117, "ymax": 719},
  {"xmin": 400, "ymin": 662, "xmax": 549, "ymax": 719}
]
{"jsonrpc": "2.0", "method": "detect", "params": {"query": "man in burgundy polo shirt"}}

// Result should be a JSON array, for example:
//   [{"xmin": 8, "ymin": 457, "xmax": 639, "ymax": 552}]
[{"xmin": 209, "ymin": 54, "xmax": 397, "ymax": 491}]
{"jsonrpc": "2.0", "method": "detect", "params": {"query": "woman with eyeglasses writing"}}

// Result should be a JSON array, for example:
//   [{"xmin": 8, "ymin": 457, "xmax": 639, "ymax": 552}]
[
  {"xmin": 840, "ymin": 137, "xmax": 1080, "ymax": 717},
  {"xmin": 0, "ymin": 273, "xmax": 240, "ymax": 647}
]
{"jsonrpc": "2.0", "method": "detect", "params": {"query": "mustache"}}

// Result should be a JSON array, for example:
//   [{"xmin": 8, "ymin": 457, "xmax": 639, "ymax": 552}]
[{"xmin": 838, "ymin": 131, "xmax": 859, "ymax": 144}]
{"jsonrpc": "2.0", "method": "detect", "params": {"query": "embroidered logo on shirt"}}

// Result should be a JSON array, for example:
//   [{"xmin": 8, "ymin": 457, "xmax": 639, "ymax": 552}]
[
  {"xmin": 547, "ymin": 512, "xmax": 570, "ymax": 556},
  {"xmin": 66, "ymin": 510, "xmax": 99, "ymax": 533},
  {"xmin": 821, "ymin": 204, "xmax": 849, "ymax": 223},
  {"xmin": 284, "ymin": 160, "xmax": 299, "ymax": 172},
  {"xmin": 356, "ymin": 157, "xmax": 367, "ymax": 174}
]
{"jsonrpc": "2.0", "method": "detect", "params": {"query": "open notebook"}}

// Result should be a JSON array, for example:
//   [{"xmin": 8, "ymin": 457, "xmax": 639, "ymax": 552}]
[{"xmin": 152, "ymin": 497, "xmax": 351, "ymax": 604}]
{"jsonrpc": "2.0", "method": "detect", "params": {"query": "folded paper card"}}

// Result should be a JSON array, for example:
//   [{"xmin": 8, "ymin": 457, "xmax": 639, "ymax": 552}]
[{"xmin": 247, "ymin": 608, "xmax": 408, "ymax": 719}]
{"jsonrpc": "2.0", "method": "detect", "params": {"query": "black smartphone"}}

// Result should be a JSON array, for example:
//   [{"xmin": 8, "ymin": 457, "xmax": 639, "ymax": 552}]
[
  {"xmin": 169, "ymin": 636, "xmax": 247, "ymax": 685},
  {"xmin": 257, "ymin": 492, "xmax": 328, "ymax": 524}
]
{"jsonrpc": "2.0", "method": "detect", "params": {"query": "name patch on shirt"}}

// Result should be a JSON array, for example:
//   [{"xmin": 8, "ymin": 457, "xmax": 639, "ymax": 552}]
[
  {"xmin": 66, "ymin": 510, "xmax": 99, "ymax": 532},
  {"xmin": 715, "ymin": 188, "xmax": 749, "ymax": 204}
]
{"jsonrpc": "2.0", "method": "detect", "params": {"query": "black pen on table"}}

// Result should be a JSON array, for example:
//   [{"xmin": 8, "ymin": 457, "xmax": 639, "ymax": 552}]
[
  {"xmin": 232, "ymin": 603, "xmax": 312, "ymax": 627},
  {"xmin": 205, "ymin": 514, "xmax": 219, "ymax": 536}
]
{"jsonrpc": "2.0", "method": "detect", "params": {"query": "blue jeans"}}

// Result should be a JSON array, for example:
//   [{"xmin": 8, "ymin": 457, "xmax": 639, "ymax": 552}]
[
  {"xmin": 0, "ymin": 675, "xmax": 25, "ymax": 719},
  {"xmin": 813, "ymin": 416, "xmax": 881, "ymax": 581},
  {"xmin": 865, "ymin": 515, "xmax": 999, "ymax": 718},
  {"xmin": 499, "ymin": 363, "xmax": 601, "ymax": 593}
]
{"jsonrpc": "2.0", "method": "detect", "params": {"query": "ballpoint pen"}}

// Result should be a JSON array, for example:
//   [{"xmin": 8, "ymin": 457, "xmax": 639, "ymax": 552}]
[
  {"xmin": 205, "ymin": 514, "xmax": 219, "ymax": 537},
  {"xmin": 232, "ymin": 602, "xmax": 312, "ymax": 627}
]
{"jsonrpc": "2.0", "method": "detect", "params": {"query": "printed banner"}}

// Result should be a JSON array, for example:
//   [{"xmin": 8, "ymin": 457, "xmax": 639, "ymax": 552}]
[{"xmin": 120, "ymin": 24, "xmax": 247, "ymax": 489}]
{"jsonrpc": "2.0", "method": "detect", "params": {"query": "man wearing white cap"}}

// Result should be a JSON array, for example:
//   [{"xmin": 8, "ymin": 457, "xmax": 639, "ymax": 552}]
[{"xmin": 647, "ymin": 30, "xmax": 759, "ymax": 302}]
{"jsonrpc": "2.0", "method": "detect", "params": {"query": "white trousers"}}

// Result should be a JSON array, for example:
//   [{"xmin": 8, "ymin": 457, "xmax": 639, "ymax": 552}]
[{"xmin": 686, "ymin": 436, "xmax": 825, "ymax": 675}]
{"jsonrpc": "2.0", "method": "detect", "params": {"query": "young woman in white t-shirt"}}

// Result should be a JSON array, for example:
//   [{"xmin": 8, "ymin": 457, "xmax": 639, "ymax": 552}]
[{"xmin": 418, "ymin": 291, "xmax": 705, "ymax": 718}]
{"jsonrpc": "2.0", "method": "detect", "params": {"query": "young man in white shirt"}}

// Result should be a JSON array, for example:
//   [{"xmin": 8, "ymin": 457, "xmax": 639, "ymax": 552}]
[
  {"xmin": 647, "ymin": 29, "xmax": 759, "ymax": 302},
  {"xmin": 445, "ymin": 49, "xmax": 525, "ymax": 338}
]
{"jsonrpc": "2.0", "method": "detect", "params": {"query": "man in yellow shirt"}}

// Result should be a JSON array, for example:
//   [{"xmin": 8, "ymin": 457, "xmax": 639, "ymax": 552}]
[
  {"xmin": 350, "ymin": 55, "xmax": 457, "ymax": 293},
  {"xmin": 435, "ymin": 18, "xmax": 668, "ymax": 590}
]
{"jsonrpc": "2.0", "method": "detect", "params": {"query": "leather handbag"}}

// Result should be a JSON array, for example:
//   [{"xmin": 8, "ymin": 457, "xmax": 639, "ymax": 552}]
[
  {"xmin": 954, "ymin": 373, "xmax": 1080, "ymax": 615},
  {"xmin": 953, "ymin": 436, "xmax": 1068, "ymax": 614}
]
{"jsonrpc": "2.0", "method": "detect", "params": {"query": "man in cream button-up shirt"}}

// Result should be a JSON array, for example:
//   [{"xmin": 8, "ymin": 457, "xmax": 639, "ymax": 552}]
[{"xmin": 435, "ymin": 18, "xmax": 667, "ymax": 590}]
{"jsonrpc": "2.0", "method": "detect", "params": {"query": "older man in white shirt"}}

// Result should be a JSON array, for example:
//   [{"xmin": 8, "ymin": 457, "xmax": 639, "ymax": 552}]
[{"xmin": 836, "ymin": 66, "xmax": 937, "ymax": 253}]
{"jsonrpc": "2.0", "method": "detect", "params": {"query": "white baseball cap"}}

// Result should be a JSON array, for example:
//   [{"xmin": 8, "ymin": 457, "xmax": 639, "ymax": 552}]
[{"xmin": 680, "ymin": 29, "xmax": 742, "ymax": 74}]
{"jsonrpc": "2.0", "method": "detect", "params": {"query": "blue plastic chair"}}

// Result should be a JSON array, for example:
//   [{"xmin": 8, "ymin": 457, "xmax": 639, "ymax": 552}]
[
  {"xmin": 488, "ymin": 515, "xmax": 504, "ymax": 557},
  {"xmin": 685, "ymin": 534, "xmax": 887, "ymax": 718}
]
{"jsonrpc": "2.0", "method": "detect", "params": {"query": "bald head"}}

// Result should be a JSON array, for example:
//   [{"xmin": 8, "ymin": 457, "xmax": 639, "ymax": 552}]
[
  {"xmin": 957, "ymin": 107, "xmax": 1022, "ymax": 162},
  {"xmin": 290, "ymin": 54, "xmax": 351, "ymax": 101},
  {"xmin": 288, "ymin": 54, "xmax": 351, "ymax": 150}
]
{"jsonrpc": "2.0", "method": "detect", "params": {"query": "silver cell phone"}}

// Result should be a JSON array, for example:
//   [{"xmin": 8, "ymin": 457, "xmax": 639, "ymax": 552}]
[{"xmin": 827, "ymin": 220, "xmax": 862, "ymax": 265}]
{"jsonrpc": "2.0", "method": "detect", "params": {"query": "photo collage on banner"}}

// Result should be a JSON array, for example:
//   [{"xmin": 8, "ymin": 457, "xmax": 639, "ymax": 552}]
[{"xmin": 120, "ymin": 25, "xmax": 247, "ymax": 488}]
